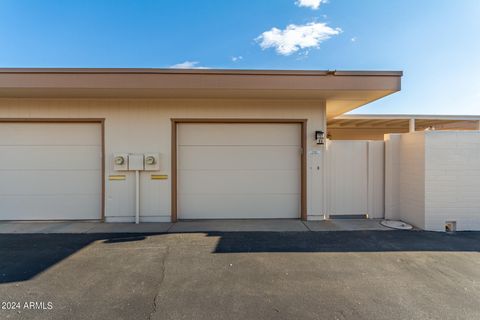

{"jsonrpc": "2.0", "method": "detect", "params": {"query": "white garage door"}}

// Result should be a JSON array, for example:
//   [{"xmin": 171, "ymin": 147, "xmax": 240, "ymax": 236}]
[
  {"xmin": 177, "ymin": 123, "xmax": 301, "ymax": 219},
  {"xmin": 0, "ymin": 122, "xmax": 102, "ymax": 220}
]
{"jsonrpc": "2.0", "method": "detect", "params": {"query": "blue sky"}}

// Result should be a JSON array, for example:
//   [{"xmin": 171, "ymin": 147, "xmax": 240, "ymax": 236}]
[{"xmin": 0, "ymin": 0, "xmax": 479, "ymax": 114}]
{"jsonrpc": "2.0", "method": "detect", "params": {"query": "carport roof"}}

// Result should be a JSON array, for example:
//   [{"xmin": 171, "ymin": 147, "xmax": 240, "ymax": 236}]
[
  {"xmin": 329, "ymin": 114, "xmax": 480, "ymax": 131},
  {"xmin": 0, "ymin": 68, "xmax": 402, "ymax": 119}
]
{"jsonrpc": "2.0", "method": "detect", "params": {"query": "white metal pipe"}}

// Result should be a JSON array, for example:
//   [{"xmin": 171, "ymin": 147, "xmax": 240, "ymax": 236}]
[
  {"xmin": 323, "ymin": 141, "xmax": 328, "ymax": 219},
  {"xmin": 135, "ymin": 170, "xmax": 140, "ymax": 224},
  {"xmin": 322, "ymin": 113, "xmax": 329, "ymax": 220}
]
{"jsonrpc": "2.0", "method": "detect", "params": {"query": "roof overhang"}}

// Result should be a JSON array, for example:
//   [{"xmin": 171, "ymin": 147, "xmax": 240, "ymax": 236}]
[{"xmin": 0, "ymin": 68, "xmax": 402, "ymax": 118}]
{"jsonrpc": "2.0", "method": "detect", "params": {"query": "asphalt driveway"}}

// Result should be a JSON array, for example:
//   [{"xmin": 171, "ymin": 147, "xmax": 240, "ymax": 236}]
[{"xmin": 1, "ymin": 231, "xmax": 480, "ymax": 320}]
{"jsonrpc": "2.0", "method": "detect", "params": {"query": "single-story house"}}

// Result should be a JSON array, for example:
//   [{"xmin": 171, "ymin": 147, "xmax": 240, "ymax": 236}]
[{"xmin": 0, "ymin": 68, "xmax": 478, "ymax": 231}]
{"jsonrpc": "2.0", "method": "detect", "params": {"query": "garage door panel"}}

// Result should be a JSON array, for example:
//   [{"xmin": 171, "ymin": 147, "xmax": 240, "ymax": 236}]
[
  {"xmin": 0, "ymin": 122, "xmax": 102, "ymax": 220},
  {"xmin": 179, "ymin": 194, "xmax": 300, "ymax": 219},
  {"xmin": 0, "ymin": 123, "xmax": 101, "ymax": 146},
  {"xmin": 0, "ymin": 146, "xmax": 101, "ymax": 170},
  {"xmin": 0, "ymin": 170, "xmax": 101, "ymax": 195},
  {"xmin": 179, "ymin": 170, "xmax": 300, "ymax": 194},
  {"xmin": 178, "ymin": 123, "xmax": 300, "ymax": 146},
  {"xmin": 178, "ymin": 146, "xmax": 300, "ymax": 170},
  {"xmin": 0, "ymin": 195, "xmax": 101, "ymax": 220},
  {"xmin": 178, "ymin": 123, "xmax": 301, "ymax": 219}
]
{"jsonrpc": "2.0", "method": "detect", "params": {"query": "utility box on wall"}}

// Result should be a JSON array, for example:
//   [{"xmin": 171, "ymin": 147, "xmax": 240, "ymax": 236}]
[
  {"xmin": 128, "ymin": 154, "xmax": 145, "ymax": 171},
  {"xmin": 144, "ymin": 153, "xmax": 161, "ymax": 171},
  {"xmin": 113, "ymin": 153, "xmax": 129, "ymax": 171},
  {"xmin": 112, "ymin": 153, "xmax": 161, "ymax": 171}
]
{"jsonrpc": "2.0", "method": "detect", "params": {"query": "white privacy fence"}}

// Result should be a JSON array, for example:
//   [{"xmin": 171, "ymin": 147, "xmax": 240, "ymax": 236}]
[{"xmin": 326, "ymin": 140, "xmax": 385, "ymax": 219}]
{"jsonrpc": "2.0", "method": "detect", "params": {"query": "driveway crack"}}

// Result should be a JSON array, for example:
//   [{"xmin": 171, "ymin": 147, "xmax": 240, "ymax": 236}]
[
  {"xmin": 148, "ymin": 245, "xmax": 170, "ymax": 320},
  {"xmin": 301, "ymin": 220, "xmax": 313, "ymax": 231}
]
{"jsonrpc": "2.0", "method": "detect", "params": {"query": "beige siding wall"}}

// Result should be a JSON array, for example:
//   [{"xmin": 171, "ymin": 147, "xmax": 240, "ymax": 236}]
[{"xmin": 0, "ymin": 98, "xmax": 326, "ymax": 222}]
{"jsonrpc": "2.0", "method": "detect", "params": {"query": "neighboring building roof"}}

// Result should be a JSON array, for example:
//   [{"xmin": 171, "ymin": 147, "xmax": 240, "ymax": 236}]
[{"xmin": 0, "ymin": 68, "xmax": 402, "ymax": 119}]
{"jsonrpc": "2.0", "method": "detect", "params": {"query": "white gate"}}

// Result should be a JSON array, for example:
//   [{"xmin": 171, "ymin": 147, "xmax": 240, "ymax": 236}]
[{"xmin": 327, "ymin": 140, "xmax": 384, "ymax": 219}]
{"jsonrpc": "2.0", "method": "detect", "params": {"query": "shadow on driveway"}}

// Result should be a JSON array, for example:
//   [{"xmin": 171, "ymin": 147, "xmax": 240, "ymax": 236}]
[
  {"xmin": 0, "ymin": 231, "xmax": 479, "ymax": 284},
  {"xmin": 211, "ymin": 230, "xmax": 480, "ymax": 253}
]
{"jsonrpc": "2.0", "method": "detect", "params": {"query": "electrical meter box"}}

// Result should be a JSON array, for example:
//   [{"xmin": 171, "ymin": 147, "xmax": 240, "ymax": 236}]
[
  {"xmin": 144, "ymin": 153, "xmax": 160, "ymax": 171},
  {"xmin": 113, "ymin": 153, "xmax": 129, "ymax": 171},
  {"xmin": 128, "ymin": 154, "xmax": 144, "ymax": 171}
]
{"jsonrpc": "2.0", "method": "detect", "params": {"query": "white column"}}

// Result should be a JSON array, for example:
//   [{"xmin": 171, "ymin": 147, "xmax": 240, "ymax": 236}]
[{"xmin": 409, "ymin": 118, "xmax": 416, "ymax": 133}]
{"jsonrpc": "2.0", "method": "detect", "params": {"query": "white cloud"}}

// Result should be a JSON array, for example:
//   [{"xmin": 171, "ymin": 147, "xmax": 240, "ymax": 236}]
[
  {"xmin": 169, "ymin": 61, "xmax": 209, "ymax": 69},
  {"xmin": 231, "ymin": 56, "xmax": 243, "ymax": 62},
  {"xmin": 255, "ymin": 22, "xmax": 341, "ymax": 56},
  {"xmin": 295, "ymin": 0, "xmax": 326, "ymax": 10},
  {"xmin": 351, "ymin": 37, "xmax": 357, "ymax": 42}
]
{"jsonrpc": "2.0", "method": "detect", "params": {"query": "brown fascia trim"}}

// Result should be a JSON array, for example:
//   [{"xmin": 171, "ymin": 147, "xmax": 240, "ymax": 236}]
[
  {"xmin": 0, "ymin": 68, "xmax": 402, "ymax": 100},
  {"xmin": 0, "ymin": 68, "xmax": 403, "ymax": 77}
]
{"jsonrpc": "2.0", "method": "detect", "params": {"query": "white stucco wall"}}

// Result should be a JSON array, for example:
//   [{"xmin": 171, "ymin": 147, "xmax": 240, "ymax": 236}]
[{"xmin": 0, "ymin": 98, "xmax": 326, "ymax": 222}]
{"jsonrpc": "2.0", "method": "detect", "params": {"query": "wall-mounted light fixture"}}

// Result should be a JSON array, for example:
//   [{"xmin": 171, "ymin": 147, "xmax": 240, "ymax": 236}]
[{"xmin": 315, "ymin": 130, "xmax": 325, "ymax": 145}]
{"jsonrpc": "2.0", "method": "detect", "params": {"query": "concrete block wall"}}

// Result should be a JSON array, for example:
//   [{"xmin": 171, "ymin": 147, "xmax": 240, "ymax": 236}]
[
  {"xmin": 425, "ymin": 131, "xmax": 480, "ymax": 231},
  {"xmin": 398, "ymin": 133, "xmax": 426, "ymax": 229},
  {"xmin": 385, "ymin": 134, "xmax": 401, "ymax": 220},
  {"xmin": 385, "ymin": 131, "xmax": 480, "ymax": 231}
]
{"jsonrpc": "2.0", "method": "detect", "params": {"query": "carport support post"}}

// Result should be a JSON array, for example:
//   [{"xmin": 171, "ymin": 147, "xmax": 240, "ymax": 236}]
[{"xmin": 409, "ymin": 118, "xmax": 416, "ymax": 133}]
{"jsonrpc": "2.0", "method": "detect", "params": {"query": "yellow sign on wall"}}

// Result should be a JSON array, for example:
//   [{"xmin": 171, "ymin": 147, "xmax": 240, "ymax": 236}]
[
  {"xmin": 151, "ymin": 174, "xmax": 168, "ymax": 180},
  {"xmin": 109, "ymin": 175, "xmax": 126, "ymax": 181}
]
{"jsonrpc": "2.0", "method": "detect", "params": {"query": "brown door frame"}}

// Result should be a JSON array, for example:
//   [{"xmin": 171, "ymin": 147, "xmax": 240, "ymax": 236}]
[
  {"xmin": 0, "ymin": 118, "xmax": 106, "ymax": 221},
  {"xmin": 171, "ymin": 118, "xmax": 308, "ymax": 222}
]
